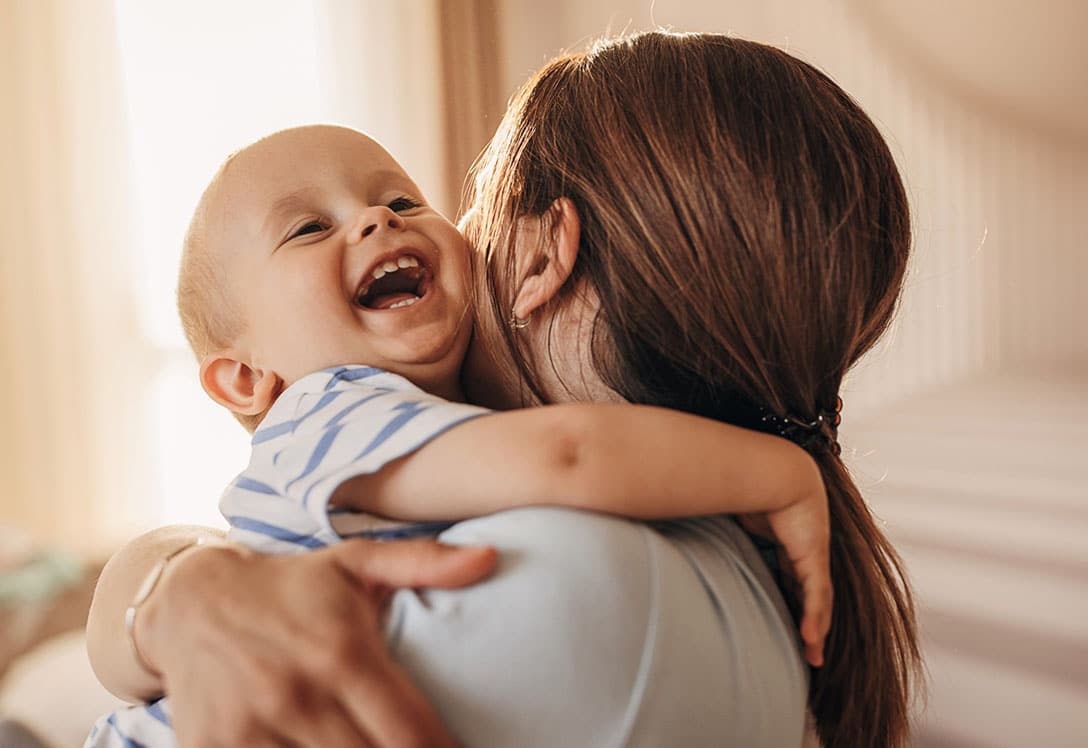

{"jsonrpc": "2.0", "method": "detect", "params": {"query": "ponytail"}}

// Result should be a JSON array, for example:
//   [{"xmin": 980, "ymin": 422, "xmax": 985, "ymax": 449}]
[{"xmin": 811, "ymin": 456, "xmax": 921, "ymax": 747}]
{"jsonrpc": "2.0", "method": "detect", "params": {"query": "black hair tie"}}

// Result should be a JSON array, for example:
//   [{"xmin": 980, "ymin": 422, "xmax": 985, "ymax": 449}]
[{"xmin": 758, "ymin": 396, "xmax": 843, "ymax": 456}]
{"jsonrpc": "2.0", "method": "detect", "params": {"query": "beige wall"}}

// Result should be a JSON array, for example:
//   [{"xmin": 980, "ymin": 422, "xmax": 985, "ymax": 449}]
[{"xmin": 495, "ymin": 0, "xmax": 1088, "ymax": 419}]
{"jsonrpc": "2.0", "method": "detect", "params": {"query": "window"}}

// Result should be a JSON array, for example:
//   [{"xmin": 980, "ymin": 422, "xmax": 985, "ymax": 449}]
[{"xmin": 114, "ymin": 0, "xmax": 342, "ymax": 526}]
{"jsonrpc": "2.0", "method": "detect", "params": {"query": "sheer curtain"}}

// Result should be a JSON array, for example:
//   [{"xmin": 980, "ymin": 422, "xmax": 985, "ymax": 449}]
[
  {"xmin": 0, "ymin": 0, "xmax": 500, "ymax": 554},
  {"xmin": 0, "ymin": 0, "xmax": 148, "ymax": 555}
]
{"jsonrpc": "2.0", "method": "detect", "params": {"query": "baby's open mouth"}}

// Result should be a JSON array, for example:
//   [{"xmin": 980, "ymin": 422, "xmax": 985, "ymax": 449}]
[{"xmin": 355, "ymin": 253, "xmax": 430, "ymax": 310}]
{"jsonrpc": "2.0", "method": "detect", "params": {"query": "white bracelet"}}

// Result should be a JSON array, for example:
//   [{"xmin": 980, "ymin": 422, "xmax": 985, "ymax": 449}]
[{"xmin": 124, "ymin": 536, "xmax": 215, "ymax": 678}]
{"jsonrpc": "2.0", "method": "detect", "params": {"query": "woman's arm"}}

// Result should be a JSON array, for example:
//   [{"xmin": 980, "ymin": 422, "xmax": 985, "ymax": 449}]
[{"xmin": 86, "ymin": 526, "xmax": 496, "ymax": 747}]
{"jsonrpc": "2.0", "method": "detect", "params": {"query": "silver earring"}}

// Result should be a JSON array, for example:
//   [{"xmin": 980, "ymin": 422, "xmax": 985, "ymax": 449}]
[{"xmin": 509, "ymin": 307, "xmax": 530, "ymax": 330}]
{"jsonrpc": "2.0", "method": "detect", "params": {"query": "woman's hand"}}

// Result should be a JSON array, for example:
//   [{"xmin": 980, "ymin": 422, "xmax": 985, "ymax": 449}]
[
  {"xmin": 739, "ymin": 489, "xmax": 832, "ymax": 668},
  {"xmin": 136, "ymin": 538, "xmax": 497, "ymax": 748}
]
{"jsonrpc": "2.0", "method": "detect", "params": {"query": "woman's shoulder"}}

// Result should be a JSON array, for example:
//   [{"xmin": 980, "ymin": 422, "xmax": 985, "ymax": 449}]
[{"xmin": 386, "ymin": 508, "xmax": 808, "ymax": 747}]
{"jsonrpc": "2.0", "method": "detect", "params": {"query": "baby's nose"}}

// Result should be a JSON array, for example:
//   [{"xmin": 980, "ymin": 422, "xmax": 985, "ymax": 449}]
[{"xmin": 360, "ymin": 206, "xmax": 405, "ymax": 239}]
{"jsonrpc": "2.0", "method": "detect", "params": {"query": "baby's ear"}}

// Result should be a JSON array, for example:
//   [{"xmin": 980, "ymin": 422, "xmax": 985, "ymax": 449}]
[
  {"xmin": 200, "ymin": 351, "xmax": 282, "ymax": 416},
  {"xmin": 511, "ymin": 197, "xmax": 581, "ymax": 321}
]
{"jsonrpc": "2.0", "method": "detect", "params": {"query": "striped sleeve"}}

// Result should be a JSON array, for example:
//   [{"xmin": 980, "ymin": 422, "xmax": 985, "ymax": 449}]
[
  {"xmin": 220, "ymin": 366, "xmax": 491, "ymax": 551},
  {"xmin": 84, "ymin": 699, "xmax": 175, "ymax": 748}
]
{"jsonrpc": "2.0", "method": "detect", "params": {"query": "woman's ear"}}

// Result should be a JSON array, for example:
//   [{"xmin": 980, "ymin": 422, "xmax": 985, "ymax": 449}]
[
  {"xmin": 200, "ymin": 351, "xmax": 282, "ymax": 416},
  {"xmin": 512, "ymin": 197, "xmax": 581, "ymax": 321}
]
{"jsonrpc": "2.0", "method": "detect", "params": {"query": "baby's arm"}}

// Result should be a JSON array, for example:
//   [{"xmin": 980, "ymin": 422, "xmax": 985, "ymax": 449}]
[
  {"xmin": 333, "ymin": 401, "xmax": 831, "ymax": 664},
  {"xmin": 333, "ymin": 402, "xmax": 818, "ymax": 521}
]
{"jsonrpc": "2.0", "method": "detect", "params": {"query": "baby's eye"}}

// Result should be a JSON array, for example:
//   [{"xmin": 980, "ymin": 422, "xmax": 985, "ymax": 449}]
[
  {"xmin": 290, "ymin": 221, "xmax": 328, "ymax": 239},
  {"xmin": 387, "ymin": 196, "xmax": 422, "ymax": 213}
]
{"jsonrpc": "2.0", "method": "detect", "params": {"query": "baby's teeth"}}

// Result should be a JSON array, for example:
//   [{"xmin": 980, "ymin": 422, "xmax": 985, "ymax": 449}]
[
  {"xmin": 372, "ymin": 256, "xmax": 418, "ymax": 280},
  {"xmin": 389, "ymin": 297, "xmax": 419, "ymax": 309}
]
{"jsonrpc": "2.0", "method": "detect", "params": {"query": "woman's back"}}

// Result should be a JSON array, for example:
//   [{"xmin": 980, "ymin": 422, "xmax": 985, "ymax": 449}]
[{"xmin": 388, "ymin": 508, "xmax": 808, "ymax": 746}]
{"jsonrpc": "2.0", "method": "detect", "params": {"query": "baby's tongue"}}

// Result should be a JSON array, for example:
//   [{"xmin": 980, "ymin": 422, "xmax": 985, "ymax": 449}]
[{"xmin": 370, "ymin": 292, "xmax": 417, "ymax": 310}]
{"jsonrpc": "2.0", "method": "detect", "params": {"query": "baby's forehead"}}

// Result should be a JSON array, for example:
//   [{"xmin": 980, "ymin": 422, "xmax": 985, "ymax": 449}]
[
  {"xmin": 224, "ymin": 128, "xmax": 410, "ymax": 204},
  {"xmin": 200, "ymin": 127, "xmax": 417, "ymax": 257},
  {"xmin": 243, "ymin": 125, "xmax": 396, "ymax": 173}
]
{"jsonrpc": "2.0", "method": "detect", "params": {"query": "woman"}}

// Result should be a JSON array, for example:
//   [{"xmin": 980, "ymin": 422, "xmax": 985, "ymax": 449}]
[
  {"xmin": 462, "ymin": 32, "xmax": 921, "ymax": 746},
  {"xmin": 88, "ymin": 31, "xmax": 919, "ymax": 747}
]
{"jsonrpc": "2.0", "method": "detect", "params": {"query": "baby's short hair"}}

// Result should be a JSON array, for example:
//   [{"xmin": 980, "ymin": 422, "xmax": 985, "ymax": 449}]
[{"xmin": 177, "ymin": 156, "xmax": 261, "ymax": 431}]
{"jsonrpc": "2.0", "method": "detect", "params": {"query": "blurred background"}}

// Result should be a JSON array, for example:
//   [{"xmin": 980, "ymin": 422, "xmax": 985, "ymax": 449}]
[{"xmin": 0, "ymin": 1, "xmax": 1084, "ymax": 746}]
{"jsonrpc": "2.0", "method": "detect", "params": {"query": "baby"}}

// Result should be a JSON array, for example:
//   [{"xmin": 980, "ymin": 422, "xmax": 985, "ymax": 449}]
[{"xmin": 87, "ymin": 124, "xmax": 826, "ymax": 747}]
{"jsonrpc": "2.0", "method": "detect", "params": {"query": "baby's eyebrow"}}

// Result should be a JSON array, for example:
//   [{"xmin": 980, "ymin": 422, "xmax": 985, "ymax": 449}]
[
  {"xmin": 369, "ymin": 168, "xmax": 415, "ymax": 188},
  {"xmin": 263, "ymin": 189, "xmax": 320, "ymax": 237}
]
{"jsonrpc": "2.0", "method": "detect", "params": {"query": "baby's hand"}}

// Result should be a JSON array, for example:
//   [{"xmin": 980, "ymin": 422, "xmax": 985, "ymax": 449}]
[{"xmin": 739, "ymin": 490, "xmax": 832, "ymax": 667}]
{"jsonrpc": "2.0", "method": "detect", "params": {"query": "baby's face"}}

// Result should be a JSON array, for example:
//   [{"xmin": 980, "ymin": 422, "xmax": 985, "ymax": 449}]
[{"xmin": 208, "ymin": 126, "xmax": 473, "ymax": 392}]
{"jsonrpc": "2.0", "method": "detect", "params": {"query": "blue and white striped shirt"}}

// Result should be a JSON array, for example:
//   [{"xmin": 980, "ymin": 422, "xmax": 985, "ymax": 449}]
[
  {"xmin": 220, "ymin": 364, "xmax": 490, "ymax": 553},
  {"xmin": 85, "ymin": 365, "xmax": 490, "ymax": 748}
]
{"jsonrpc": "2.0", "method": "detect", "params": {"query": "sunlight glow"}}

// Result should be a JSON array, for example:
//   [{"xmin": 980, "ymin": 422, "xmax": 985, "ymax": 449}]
[{"xmin": 113, "ymin": 0, "xmax": 339, "ymax": 527}]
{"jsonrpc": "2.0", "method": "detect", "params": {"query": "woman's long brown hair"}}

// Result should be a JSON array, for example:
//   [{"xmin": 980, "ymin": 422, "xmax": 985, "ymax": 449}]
[{"xmin": 465, "ymin": 32, "xmax": 922, "ymax": 746}]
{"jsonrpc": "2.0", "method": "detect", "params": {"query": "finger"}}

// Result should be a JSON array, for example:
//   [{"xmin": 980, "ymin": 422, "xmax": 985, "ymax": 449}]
[
  {"xmin": 774, "ymin": 550, "xmax": 803, "ymax": 619},
  {"xmin": 245, "ymin": 736, "xmax": 297, "ymax": 748},
  {"xmin": 797, "ymin": 565, "xmax": 833, "ymax": 667},
  {"xmin": 337, "ymin": 651, "xmax": 457, "ymax": 748},
  {"xmin": 277, "ymin": 699, "xmax": 376, "ymax": 748},
  {"xmin": 332, "ymin": 539, "xmax": 498, "ymax": 589},
  {"xmin": 183, "ymin": 727, "xmax": 295, "ymax": 748},
  {"xmin": 804, "ymin": 640, "xmax": 825, "ymax": 669}
]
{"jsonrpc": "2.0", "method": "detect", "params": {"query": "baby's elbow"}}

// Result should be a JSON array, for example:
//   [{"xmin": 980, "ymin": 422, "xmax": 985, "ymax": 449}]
[
  {"xmin": 551, "ymin": 420, "xmax": 587, "ymax": 471},
  {"xmin": 540, "ymin": 410, "xmax": 602, "ymax": 500}
]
